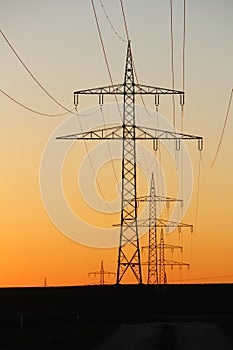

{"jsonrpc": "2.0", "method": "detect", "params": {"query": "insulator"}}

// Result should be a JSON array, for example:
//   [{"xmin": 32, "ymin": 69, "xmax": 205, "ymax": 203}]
[
  {"xmin": 153, "ymin": 139, "xmax": 159, "ymax": 151},
  {"xmin": 171, "ymin": 264, "xmax": 173, "ymax": 270},
  {"xmin": 99, "ymin": 93, "xmax": 104, "ymax": 106},
  {"xmin": 176, "ymin": 139, "xmax": 181, "ymax": 151},
  {"xmin": 178, "ymin": 226, "xmax": 181, "ymax": 233},
  {"xmin": 74, "ymin": 93, "xmax": 79, "ymax": 108},
  {"xmin": 198, "ymin": 138, "xmax": 203, "ymax": 151},
  {"xmin": 190, "ymin": 226, "xmax": 194, "ymax": 234},
  {"xmin": 180, "ymin": 93, "xmax": 185, "ymax": 106},
  {"xmin": 155, "ymin": 93, "xmax": 160, "ymax": 109},
  {"xmin": 166, "ymin": 201, "xmax": 170, "ymax": 210}
]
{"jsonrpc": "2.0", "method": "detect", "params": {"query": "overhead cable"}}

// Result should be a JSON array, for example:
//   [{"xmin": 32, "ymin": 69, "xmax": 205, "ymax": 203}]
[
  {"xmin": 119, "ymin": 0, "xmax": 130, "ymax": 41},
  {"xmin": 98, "ymin": 0, "xmax": 127, "ymax": 42},
  {"xmin": 201, "ymin": 88, "xmax": 233, "ymax": 169},
  {"xmin": 0, "ymin": 88, "xmax": 73, "ymax": 117},
  {"xmin": 170, "ymin": 0, "xmax": 176, "ymax": 129},
  {"xmin": 0, "ymin": 29, "xmax": 73, "ymax": 113},
  {"xmin": 91, "ymin": 0, "xmax": 122, "ymax": 121}
]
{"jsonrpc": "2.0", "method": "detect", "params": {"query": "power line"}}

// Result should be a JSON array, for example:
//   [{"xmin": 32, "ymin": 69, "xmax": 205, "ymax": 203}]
[
  {"xmin": 170, "ymin": 0, "xmax": 176, "ymax": 129},
  {"xmin": 119, "ymin": 0, "xmax": 130, "ymax": 41},
  {"xmin": 98, "ymin": 0, "xmax": 127, "ymax": 43},
  {"xmin": 171, "ymin": 273, "xmax": 233, "ymax": 283},
  {"xmin": 0, "ymin": 29, "xmax": 73, "ymax": 113},
  {"xmin": 0, "ymin": 88, "xmax": 73, "ymax": 117},
  {"xmin": 90, "ymin": 0, "xmax": 121, "ymax": 185},
  {"xmin": 194, "ymin": 151, "xmax": 201, "ymax": 234},
  {"xmin": 90, "ymin": 0, "xmax": 122, "ymax": 121},
  {"xmin": 100, "ymin": 107, "xmax": 119, "ymax": 184},
  {"xmin": 182, "ymin": 0, "xmax": 186, "ymax": 104},
  {"xmin": 119, "ymin": 1, "xmax": 157, "ymax": 119},
  {"xmin": 75, "ymin": 112, "xmax": 116, "ymax": 213},
  {"xmin": 201, "ymin": 88, "xmax": 233, "ymax": 169},
  {"xmin": 181, "ymin": 0, "xmax": 186, "ymax": 130},
  {"xmin": 73, "ymin": 0, "xmax": 123, "ymax": 212}
]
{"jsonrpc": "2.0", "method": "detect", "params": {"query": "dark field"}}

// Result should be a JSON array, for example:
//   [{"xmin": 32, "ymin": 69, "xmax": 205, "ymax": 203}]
[{"xmin": 0, "ymin": 284, "xmax": 232, "ymax": 349}]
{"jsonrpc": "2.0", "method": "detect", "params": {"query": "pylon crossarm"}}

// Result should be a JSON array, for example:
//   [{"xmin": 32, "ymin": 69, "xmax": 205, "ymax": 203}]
[
  {"xmin": 134, "ymin": 83, "xmax": 184, "ymax": 96},
  {"xmin": 73, "ymin": 84, "xmax": 184, "ymax": 106},
  {"xmin": 131, "ymin": 218, "xmax": 193, "ymax": 231},
  {"xmin": 56, "ymin": 125, "xmax": 122, "ymax": 140},
  {"xmin": 135, "ymin": 195, "xmax": 183, "ymax": 203},
  {"xmin": 143, "ymin": 243, "xmax": 182, "ymax": 250},
  {"xmin": 157, "ymin": 219, "xmax": 193, "ymax": 231},
  {"xmin": 56, "ymin": 125, "xmax": 203, "ymax": 152},
  {"xmin": 157, "ymin": 259, "xmax": 189, "ymax": 267},
  {"xmin": 136, "ymin": 125, "xmax": 203, "ymax": 141},
  {"xmin": 74, "ymin": 84, "xmax": 125, "ymax": 96},
  {"xmin": 156, "ymin": 244, "xmax": 183, "ymax": 250}
]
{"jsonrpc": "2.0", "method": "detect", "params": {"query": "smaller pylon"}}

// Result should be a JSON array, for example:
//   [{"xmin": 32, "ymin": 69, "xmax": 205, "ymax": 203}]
[
  {"xmin": 88, "ymin": 261, "xmax": 115, "ymax": 285},
  {"xmin": 157, "ymin": 228, "xmax": 189, "ymax": 284},
  {"xmin": 44, "ymin": 276, "xmax": 47, "ymax": 287},
  {"xmin": 136, "ymin": 173, "xmax": 191, "ymax": 284}
]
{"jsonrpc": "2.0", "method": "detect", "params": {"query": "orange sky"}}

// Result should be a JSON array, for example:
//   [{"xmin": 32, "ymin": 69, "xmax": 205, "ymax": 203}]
[{"xmin": 0, "ymin": 1, "xmax": 233, "ymax": 286}]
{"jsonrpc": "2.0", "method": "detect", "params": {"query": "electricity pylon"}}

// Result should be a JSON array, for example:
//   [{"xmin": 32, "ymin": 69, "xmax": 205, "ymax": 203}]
[
  {"xmin": 57, "ymin": 41, "xmax": 203, "ymax": 284},
  {"xmin": 137, "ymin": 173, "xmax": 189, "ymax": 284},
  {"xmin": 156, "ymin": 228, "xmax": 190, "ymax": 284},
  {"xmin": 138, "ymin": 173, "xmax": 183, "ymax": 284},
  {"xmin": 88, "ymin": 260, "xmax": 115, "ymax": 285}
]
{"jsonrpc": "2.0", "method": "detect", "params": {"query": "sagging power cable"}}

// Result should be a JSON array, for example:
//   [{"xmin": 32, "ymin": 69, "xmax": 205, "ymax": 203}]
[{"xmin": 0, "ymin": 29, "xmax": 73, "ymax": 113}]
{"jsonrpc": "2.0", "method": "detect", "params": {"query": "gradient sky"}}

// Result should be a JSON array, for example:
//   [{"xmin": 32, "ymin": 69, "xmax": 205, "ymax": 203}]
[{"xmin": 0, "ymin": 0, "xmax": 232, "ymax": 286}]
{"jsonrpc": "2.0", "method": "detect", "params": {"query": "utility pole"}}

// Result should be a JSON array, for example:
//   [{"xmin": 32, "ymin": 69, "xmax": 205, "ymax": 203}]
[
  {"xmin": 57, "ymin": 41, "xmax": 203, "ymax": 284},
  {"xmin": 88, "ymin": 261, "xmax": 115, "ymax": 285}
]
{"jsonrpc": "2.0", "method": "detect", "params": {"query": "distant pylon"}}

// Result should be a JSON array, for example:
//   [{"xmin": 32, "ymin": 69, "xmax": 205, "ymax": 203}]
[
  {"xmin": 44, "ymin": 276, "xmax": 47, "ymax": 287},
  {"xmin": 157, "ymin": 228, "xmax": 189, "ymax": 284},
  {"xmin": 88, "ymin": 261, "xmax": 115, "ymax": 285},
  {"xmin": 137, "ymin": 173, "xmax": 184, "ymax": 284}
]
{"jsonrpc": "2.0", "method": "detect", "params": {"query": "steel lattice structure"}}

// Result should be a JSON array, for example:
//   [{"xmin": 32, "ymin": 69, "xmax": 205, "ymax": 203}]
[
  {"xmin": 57, "ymin": 41, "xmax": 203, "ymax": 284},
  {"xmin": 88, "ymin": 261, "xmax": 115, "ymax": 285},
  {"xmin": 137, "ymin": 173, "xmax": 188, "ymax": 284}
]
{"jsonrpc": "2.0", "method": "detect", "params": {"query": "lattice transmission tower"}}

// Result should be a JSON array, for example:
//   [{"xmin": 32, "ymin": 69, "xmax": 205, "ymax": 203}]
[
  {"xmin": 57, "ymin": 41, "xmax": 203, "ymax": 284},
  {"xmin": 88, "ymin": 261, "xmax": 115, "ymax": 285},
  {"xmin": 138, "ymin": 173, "xmax": 191, "ymax": 284},
  {"xmin": 156, "ymin": 228, "xmax": 189, "ymax": 284}
]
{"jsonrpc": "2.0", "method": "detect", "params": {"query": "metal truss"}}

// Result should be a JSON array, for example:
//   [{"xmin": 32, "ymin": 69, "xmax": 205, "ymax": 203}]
[
  {"xmin": 58, "ymin": 41, "xmax": 202, "ymax": 284},
  {"xmin": 157, "ymin": 228, "xmax": 189, "ymax": 284},
  {"xmin": 88, "ymin": 261, "xmax": 115, "ymax": 285},
  {"xmin": 134, "ymin": 174, "xmax": 188, "ymax": 284}
]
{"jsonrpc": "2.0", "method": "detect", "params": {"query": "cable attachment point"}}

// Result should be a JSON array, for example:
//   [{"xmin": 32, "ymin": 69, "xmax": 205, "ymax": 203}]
[
  {"xmin": 99, "ymin": 93, "xmax": 104, "ymax": 107},
  {"xmin": 74, "ymin": 93, "xmax": 79, "ymax": 111},
  {"xmin": 155, "ymin": 93, "xmax": 160, "ymax": 111},
  {"xmin": 176, "ymin": 139, "xmax": 181, "ymax": 151},
  {"xmin": 180, "ymin": 93, "xmax": 185, "ymax": 107},
  {"xmin": 198, "ymin": 138, "xmax": 203, "ymax": 151},
  {"xmin": 153, "ymin": 139, "xmax": 159, "ymax": 151}
]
